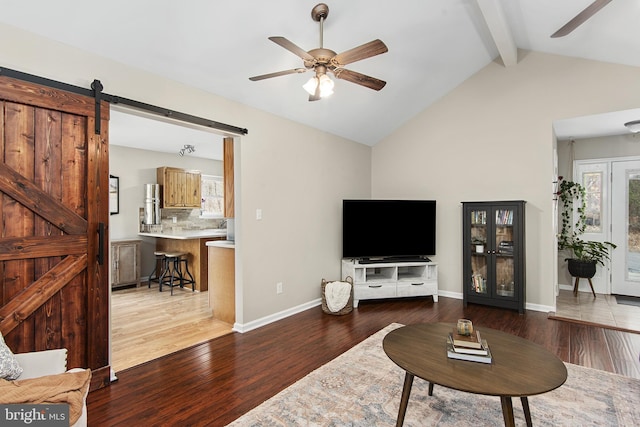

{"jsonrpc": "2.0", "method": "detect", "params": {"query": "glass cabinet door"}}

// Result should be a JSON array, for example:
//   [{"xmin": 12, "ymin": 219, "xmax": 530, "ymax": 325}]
[
  {"xmin": 463, "ymin": 200, "xmax": 525, "ymax": 313},
  {"xmin": 495, "ymin": 208, "xmax": 515, "ymax": 297},
  {"xmin": 470, "ymin": 209, "xmax": 488, "ymax": 295}
]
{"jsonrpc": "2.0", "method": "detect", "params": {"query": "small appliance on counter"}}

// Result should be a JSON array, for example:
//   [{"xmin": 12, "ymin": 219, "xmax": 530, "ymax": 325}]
[{"xmin": 142, "ymin": 184, "xmax": 161, "ymax": 232}]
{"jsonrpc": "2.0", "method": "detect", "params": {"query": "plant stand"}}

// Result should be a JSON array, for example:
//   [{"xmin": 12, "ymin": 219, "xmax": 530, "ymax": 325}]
[
  {"xmin": 573, "ymin": 277, "xmax": 596, "ymax": 298},
  {"xmin": 567, "ymin": 259, "xmax": 597, "ymax": 298}
]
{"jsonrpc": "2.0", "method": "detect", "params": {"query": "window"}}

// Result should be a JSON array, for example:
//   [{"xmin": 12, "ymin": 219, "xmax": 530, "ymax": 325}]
[
  {"xmin": 200, "ymin": 175, "xmax": 224, "ymax": 217},
  {"xmin": 582, "ymin": 171, "xmax": 602, "ymax": 233},
  {"xmin": 582, "ymin": 172, "xmax": 602, "ymax": 233}
]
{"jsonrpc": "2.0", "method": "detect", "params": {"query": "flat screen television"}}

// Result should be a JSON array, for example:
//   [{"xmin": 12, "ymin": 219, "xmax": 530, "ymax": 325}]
[{"xmin": 342, "ymin": 199, "xmax": 436, "ymax": 261}]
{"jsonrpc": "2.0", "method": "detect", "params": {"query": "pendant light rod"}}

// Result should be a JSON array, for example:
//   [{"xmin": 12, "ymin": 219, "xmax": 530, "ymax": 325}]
[{"xmin": 311, "ymin": 3, "xmax": 329, "ymax": 49}]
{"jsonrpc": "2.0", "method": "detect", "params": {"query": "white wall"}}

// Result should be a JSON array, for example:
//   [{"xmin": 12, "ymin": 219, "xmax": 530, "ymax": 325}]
[
  {"xmin": 373, "ymin": 50, "xmax": 640, "ymax": 310},
  {"xmin": 0, "ymin": 23, "xmax": 371, "ymax": 327}
]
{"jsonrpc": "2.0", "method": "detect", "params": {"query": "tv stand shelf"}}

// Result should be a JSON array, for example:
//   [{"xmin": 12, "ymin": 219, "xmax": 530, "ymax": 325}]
[{"xmin": 342, "ymin": 259, "xmax": 438, "ymax": 307}]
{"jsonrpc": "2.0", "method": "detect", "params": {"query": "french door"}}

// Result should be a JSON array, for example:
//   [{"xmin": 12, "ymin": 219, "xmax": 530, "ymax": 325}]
[
  {"xmin": 611, "ymin": 160, "xmax": 640, "ymax": 297},
  {"xmin": 573, "ymin": 162, "xmax": 611, "ymax": 294}
]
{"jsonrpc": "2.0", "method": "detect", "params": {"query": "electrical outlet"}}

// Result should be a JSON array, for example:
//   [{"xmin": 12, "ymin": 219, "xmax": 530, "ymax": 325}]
[
  {"xmin": 172, "ymin": 216, "xmax": 177, "ymax": 223},
  {"xmin": 276, "ymin": 282, "xmax": 283, "ymax": 294},
  {"xmin": 256, "ymin": 208, "xmax": 263, "ymax": 220}
]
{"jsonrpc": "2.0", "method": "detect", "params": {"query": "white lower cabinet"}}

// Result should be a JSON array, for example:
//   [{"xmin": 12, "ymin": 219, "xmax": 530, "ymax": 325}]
[{"xmin": 342, "ymin": 260, "xmax": 438, "ymax": 307}]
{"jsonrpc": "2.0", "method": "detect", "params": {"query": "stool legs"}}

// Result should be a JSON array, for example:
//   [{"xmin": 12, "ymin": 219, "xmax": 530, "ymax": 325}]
[
  {"xmin": 148, "ymin": 252, "xmax": 167, "ymax": 288},
  {"xmin": 159, "ymin": 253, "xmax": 195, "ymax": 295},
  {"xmin": 180, "ymin": 258, "xmax": 195, "ymax": 292}
]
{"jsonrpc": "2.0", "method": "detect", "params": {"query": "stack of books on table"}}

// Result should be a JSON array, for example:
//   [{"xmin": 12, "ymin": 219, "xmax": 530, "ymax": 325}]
[{"xmin": 446, "ymin": 329, "xmax": 492, "ymax": 364}]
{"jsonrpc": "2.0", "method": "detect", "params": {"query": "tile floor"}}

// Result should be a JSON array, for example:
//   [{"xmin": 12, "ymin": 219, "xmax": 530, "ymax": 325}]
[{"xmin": 554, "ymin": 289, "xmax": 640, "ymax": 333}]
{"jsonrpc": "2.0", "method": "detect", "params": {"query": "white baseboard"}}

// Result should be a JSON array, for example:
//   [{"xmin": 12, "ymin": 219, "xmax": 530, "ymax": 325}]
[
  {"xmin": 231, "ymin": 290, "xmax": 554, "ymax": 334},
  {"xmin": 233, "ymin": 298, "xmax": 322, "ymax": 333},
  {"xmin": 433, "ymin": 289, "xmax": 552, "ymax": 313}
]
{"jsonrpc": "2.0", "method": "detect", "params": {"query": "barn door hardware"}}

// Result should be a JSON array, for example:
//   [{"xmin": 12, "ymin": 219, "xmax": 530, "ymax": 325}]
[
  {"xmin": 91, "ymin": 79, "xmax": 103, "ymax": 135},
  {"xmin": 97, "ymin": 222, "xmax": 106, "ymax": 265}
]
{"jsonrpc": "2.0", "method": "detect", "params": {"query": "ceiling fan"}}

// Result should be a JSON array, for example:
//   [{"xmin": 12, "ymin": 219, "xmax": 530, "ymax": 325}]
[
  {"xmin": 551, "ymin": 0, "xmax": 613, "ymax": 38},
  {"xmin": 249, "ymin": 3, "xmax": 388, "ymax": 101}
]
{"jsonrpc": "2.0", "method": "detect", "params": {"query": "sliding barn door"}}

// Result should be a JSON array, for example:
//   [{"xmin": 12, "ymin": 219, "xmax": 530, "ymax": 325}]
[{"xmin": 0, "ymin": 76, "xmax": 110, "ymax": 390}]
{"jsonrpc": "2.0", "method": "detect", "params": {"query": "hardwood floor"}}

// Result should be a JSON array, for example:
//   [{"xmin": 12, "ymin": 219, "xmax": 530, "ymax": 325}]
[
  {"xmin": 111, "ymin": 285, "xmax": 232, "ymax": 372},
  {"xmin": 89, "ymin": 296, "xmax": 640, "ymax": 426}
]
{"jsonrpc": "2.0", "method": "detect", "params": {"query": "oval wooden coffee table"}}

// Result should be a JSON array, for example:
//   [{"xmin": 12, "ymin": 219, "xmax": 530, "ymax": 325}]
[{"xmin": 383, "ymin": 323, "xmax": 567, "ymax": 427}]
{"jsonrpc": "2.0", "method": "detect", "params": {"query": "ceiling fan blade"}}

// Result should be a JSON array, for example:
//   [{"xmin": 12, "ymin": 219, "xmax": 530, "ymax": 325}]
[
  {"xmin": 268, "ymin": 36, "xmax": 316, "ymax": 61},
  {"xmin": 332, "ymin": 39, "xmax": 388, "ymax": 66},
  {"xmin": 551, "ymin": 0, "xmax": 613, "ymax": 38},
  {"xmin": 334, "ymin": 69, "xmax": 386, "ymax": 91},
  {"xmin": 249, "ymin": 68, "xmax": 307, "ymax": 81}
]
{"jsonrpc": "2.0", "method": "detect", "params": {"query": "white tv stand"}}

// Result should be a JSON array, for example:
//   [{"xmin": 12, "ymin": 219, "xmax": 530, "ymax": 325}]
[{"xmin": 342, "ymin": 259, "xmax": 438, "ymax": 308}]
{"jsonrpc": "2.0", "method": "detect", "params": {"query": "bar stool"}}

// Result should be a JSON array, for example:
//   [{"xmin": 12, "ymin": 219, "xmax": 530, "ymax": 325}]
[
  {"xmin": 147, "ymin": 251, "xmax": 168, "ymax": 288},
  {"xmin": 159, "ymin": 251, "xmax": 195, "ymax": 295}
]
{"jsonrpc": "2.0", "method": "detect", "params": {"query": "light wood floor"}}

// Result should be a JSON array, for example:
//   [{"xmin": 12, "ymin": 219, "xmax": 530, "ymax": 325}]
[
  {"xmin": 553, "ymin": 289, "xmax": 640, "ymax": 333},
  {"xmin": 110, "ymin": 285, "xmax": 233, "ymax": 372}
]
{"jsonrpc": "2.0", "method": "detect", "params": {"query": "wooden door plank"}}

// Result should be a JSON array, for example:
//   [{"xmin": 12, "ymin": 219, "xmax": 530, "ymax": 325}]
[
  {"xmin": 0, "ymin": 102, "xmax": 4, "ymax": 308},
  {"xmin": 0, "ymin": 77, "xmax": 98, "ymax": 118},
  {"xmin": 0, "ymin": 162, "xmax": 87, "ymax": 234},
  {"xmin": 2, "ymin": 102, "xmax": 36, "ymax": 348},
  {"xmin": 0, "ymin": 254, "xmax": 87, "ymax": 334},
  {"xmin": 60, "ymin": 112, "xmax": 89, "ymax": 368},
  {"xmin": 0, "ymin": 235, "xmax": 87, "ymax": 260},
  {"xmin": 84, "ymin": 109, "xmax": 110, "ymax": 382},
  {"xmin": 33, "ymin": 107, "xmax": 64, "ymax": 351}
]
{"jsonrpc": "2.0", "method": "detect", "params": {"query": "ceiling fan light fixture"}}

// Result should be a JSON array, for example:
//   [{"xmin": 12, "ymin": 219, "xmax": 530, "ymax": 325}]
[
  {"xmin": 624, "ymin": 120, "xmax": 640, "ymax": 133},
  {"xmin": 318, "ymin": 74, "xmax": 334, "ymax": 97},
  {"xmin": 303, "ymin": 76, "xmax": 318, "ymax": 95},
  {"xmin": 303, "ymin": 74, "xmax": 334, "ymax": 98}
]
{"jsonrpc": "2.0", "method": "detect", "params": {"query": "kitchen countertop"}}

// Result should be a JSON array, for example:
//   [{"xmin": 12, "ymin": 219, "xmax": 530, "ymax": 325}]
[
  {"xmin": 206, "ymin": 240, "xmax": 235, "ymax": 249},
  {"xmin": 138, "ymin": 228, "xmax": 227, "ymax": 240}
]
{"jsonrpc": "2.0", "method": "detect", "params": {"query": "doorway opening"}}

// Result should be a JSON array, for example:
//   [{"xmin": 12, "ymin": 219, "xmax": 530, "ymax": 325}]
[
  {"xmin": 108, "ymin": 106, "xmax": 238, "ymax": 372},
  {"xmin": 554, "ymin": 131, "xmax": 640, "ymax": 332}
]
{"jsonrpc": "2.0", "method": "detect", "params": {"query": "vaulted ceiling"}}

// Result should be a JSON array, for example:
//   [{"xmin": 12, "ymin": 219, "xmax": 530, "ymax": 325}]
[{"xmin": 1, "ymin": 0, "xmax": 639, "ymax": 158}]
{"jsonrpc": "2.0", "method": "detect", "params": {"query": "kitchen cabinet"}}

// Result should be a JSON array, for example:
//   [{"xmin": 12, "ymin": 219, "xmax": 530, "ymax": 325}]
[
  {"xmin": 154, "ymin": 235, "xmax": 224, "ymax": 291},
  {"xmin": 111, "ymin": 239, "xmax": 141, "ymax": 289},
  {"xmin": 462, "ymin": 201, "xmax": 526, "ymax": 313},
  {"xmin": 157, "ymin": 166, "xmax": 201, "ymax": 208},
  {"xmin": 223, "ymin": 138, "xmax": 234, "ymax": 217},
  {"xmin": 207, "ymin": 242, "xmax": 235, "ymax": 324}
]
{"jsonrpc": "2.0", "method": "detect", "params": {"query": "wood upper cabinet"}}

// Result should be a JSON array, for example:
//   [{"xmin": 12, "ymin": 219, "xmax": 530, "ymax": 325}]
[
  {"xmin": 157, "ymin": 166, "xmax": 202, "ymax": 208},
  {"xmin": 223, "ymin": 137, "xmax": 234, "ymax": 217}
]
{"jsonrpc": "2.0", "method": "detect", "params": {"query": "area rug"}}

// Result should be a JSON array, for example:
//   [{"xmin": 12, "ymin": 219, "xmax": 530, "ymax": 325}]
[
  {"xmin": 227, "ymin": 323, "xmax": 640, "ymax": 426},
  {"xmin": 615, "ymin": 294, "xmax": 640, "ymax": 308}
]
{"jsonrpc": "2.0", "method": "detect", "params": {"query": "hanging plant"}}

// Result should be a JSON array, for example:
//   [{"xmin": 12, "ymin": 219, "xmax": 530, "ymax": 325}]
[
  {"xmin": 556, "ymin": 176, "xmax": 587, "ymax": 250},
  {"xmin": 555, "ymin": 176, "xmax": 616, "ymax": 267}
]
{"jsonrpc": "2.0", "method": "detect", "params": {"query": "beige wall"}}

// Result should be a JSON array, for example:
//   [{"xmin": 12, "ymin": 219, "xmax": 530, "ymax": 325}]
[
  {"xmin": 0, "ymin": 23, "xmax": 372, "ymax": 328},
  {"xmin": 372, "ymin": 50, "xmax": 640, "ymax": 310},
  {"xmin": 5, "ymin": 22, "xmax": 639, "ymax": 321}
]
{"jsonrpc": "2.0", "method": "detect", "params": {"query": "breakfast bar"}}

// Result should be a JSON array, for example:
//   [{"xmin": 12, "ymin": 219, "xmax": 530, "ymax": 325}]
[{"xmin": 138, "ymin": 228, "xmax": 227, "ymax": 291}]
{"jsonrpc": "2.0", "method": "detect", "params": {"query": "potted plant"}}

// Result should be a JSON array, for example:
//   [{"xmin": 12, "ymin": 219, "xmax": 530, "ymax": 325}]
[{"xmin": 556, "ymin": 177, "xmax": 616, "ymax": 278}]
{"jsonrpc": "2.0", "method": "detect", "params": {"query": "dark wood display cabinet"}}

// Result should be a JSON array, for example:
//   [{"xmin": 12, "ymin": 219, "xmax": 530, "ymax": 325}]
[{"xmin": 462, "ymin": 201, "xmax": 526, "ymax": 313}]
